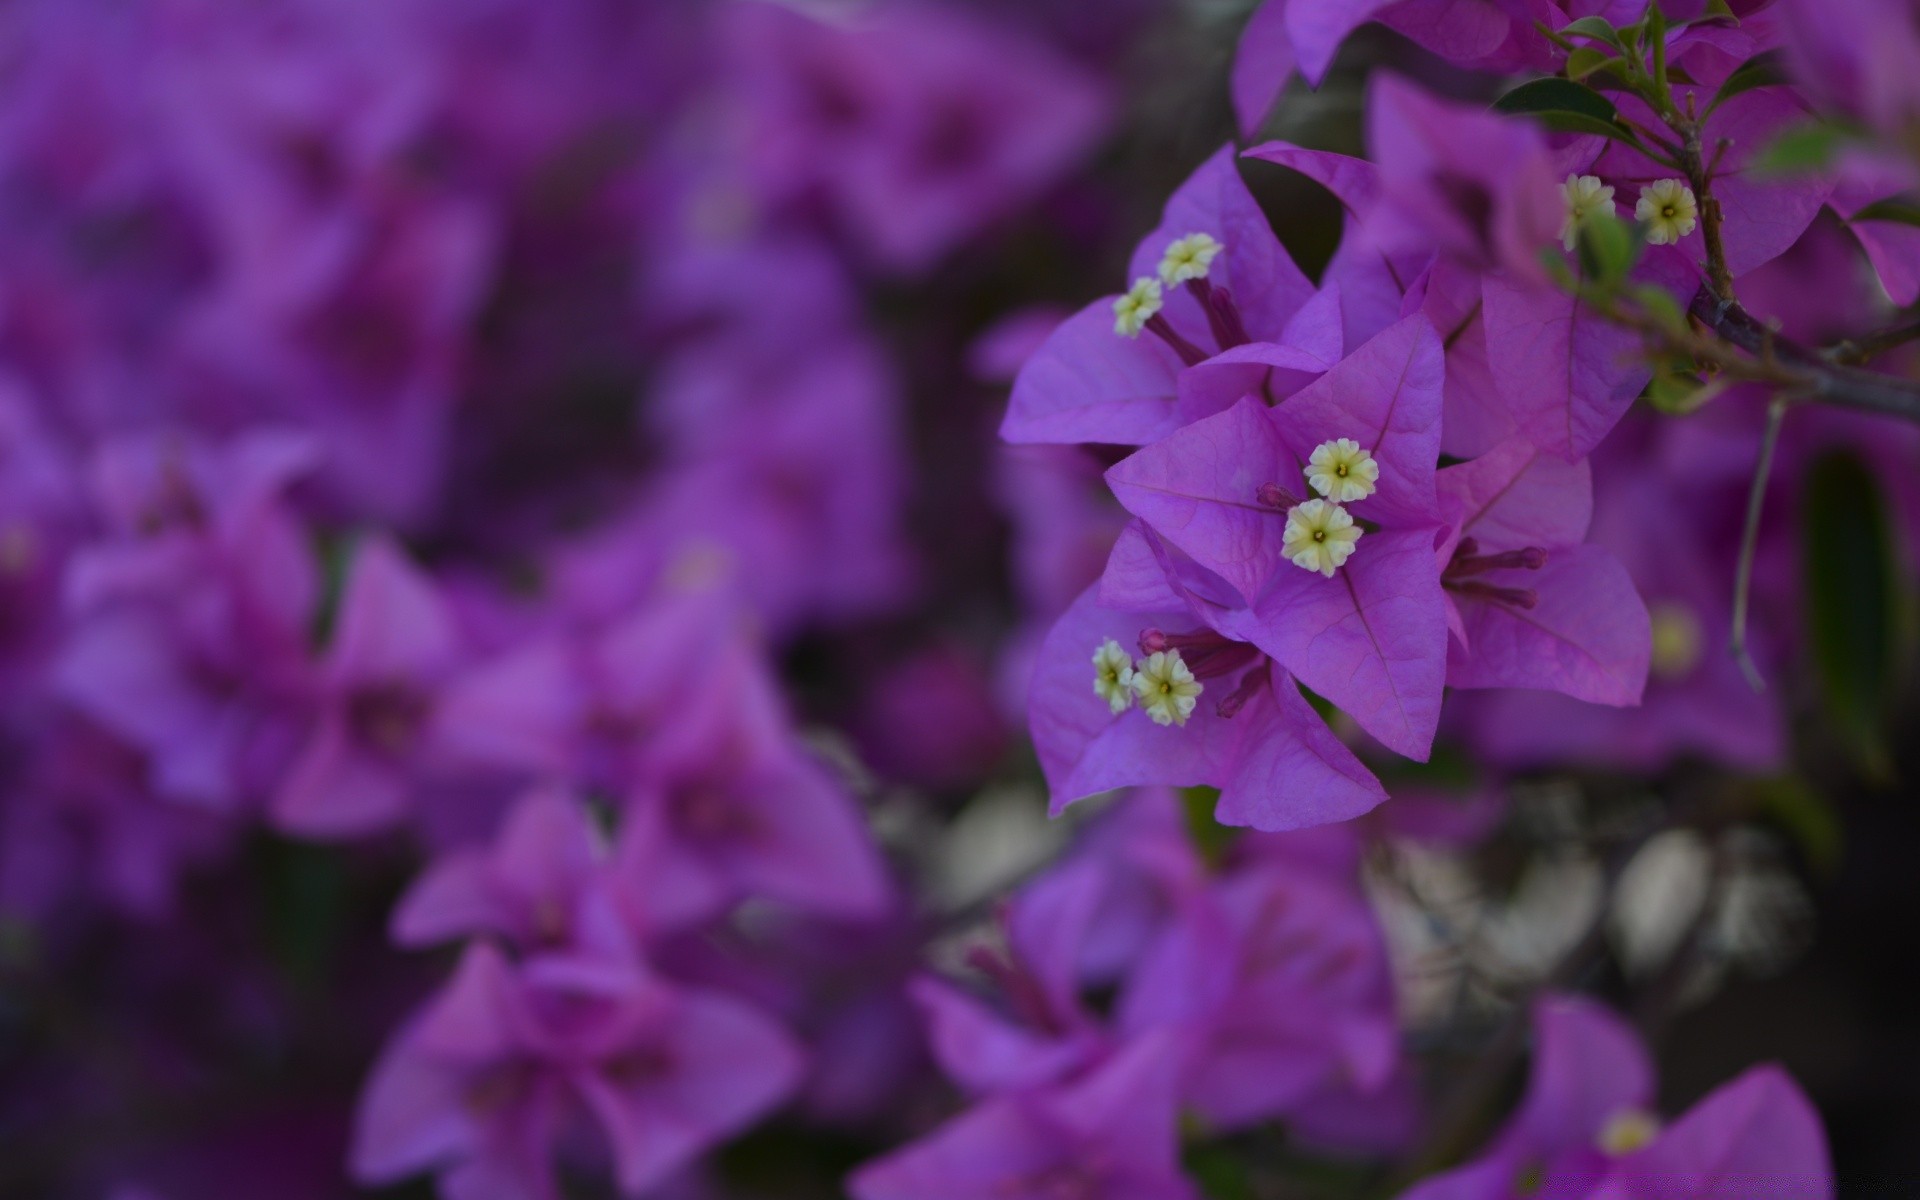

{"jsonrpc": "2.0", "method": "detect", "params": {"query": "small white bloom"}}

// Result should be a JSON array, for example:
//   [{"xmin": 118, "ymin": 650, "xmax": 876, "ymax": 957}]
[
  {"xmin": 1157, "ymin": 232, "xmax": 1224, "ymax": 286},
  {"xmin": 1112, "ymin": 276, "xmax": 1164, "ymax": 338},
  {"xmin": 1130, "ymin": 649, "xmax": 1202, "ymax": 727},
  {"xmin": 1635, "ymin": 178, "xmax": 1698, "ymax": 245},
  {"xmin": 1559, "ymin": 173, "xmax": 1617, "ymax": 252},
  {"xmin": 1596, "ymin": 1108, "xmax": 1662, "ymax": 1156},
  {"xmin": 1282, "ymin": 499, "xmax": 1363, "ymax": 577},
  {"xmin": 1305, "ymin": 438, "xmax": 1380, "ymax": 503},
  {"xmin": 1092, "ymin": 639, "xmax": 1137, "ymax": 714}
]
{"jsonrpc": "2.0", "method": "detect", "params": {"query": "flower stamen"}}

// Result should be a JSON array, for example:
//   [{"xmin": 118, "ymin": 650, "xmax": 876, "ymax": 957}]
[
  {"xmin": 1305, "ymin": 438, "xmax": 1380, "ymax": 503},
  {"xmin": 1092, "ymin": 639, "xmax": 1137, "ymax": 714},
  {"xmin": 1281, "ymin": 499, "xmax": 1362, "ymax": 577},
  {"xmin": 1131, "ymin": 649, "xmax": 1203, "ymax": 727},
  {"xmin": 1559, "ymin": 174, "xmax": 1617, "ymax": 252},
  {"xmin": 1635, "ymin": 179, "xmax": 1697, "ymax": 245}
]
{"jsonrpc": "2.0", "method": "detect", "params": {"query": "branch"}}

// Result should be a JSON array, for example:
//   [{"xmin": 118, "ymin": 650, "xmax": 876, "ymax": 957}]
[
  {"xmin": 1826, "ymin": 317, "xmax": 1920, "ymax": 366},
  {"xmin": 1686, "ymin": 289, "xmax": 1920, "ymax": 421}
]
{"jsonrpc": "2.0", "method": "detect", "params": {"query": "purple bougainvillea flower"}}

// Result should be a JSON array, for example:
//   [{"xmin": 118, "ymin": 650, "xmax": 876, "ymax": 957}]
[
  {"xmin": 1477, "ymin": 247, "xmax": 1698, "ymax": 463},
  {"xmin": 1399, "ymin": 994, "xmax": 1832, "ymax": 1200},
  {"xmin": 353, "ymin": 941, "xmax": 804, "ymax": 1199},
  {"xmin": 1002, "ymin": 145, "xmax": 1317, "ymax": 446},
  {"xmin": 1437, "ymin": 437, "xmax": 1650, "ymax": 707},
  {"xmin": 1462, "ymin": 416, "xmax": 1782, "ymax": 772},
  {"xmin": 1118, "ymin": 860, "xmax": 1405, "ymax": 1137},
  {"xmin": 1780, "ymin": 0, "xmax": 1920, "ymax": 139},
  {"xmin": 1104, "ymin": 314, "xmax": 1449, "ymax": 759},
  {"xmin": 613, "ymin": 625, "xmax": 890, "ymax": 930},
  {"xmin": 1030, "ymin": 577, "xmax": 1386, "ymax": 832},
  {"xmin": 912, "ymin": 854, "xmax": 1115, "ymax": 1096},
  {"xmin": 53, "ymin": 429, "xmax": 321, "ymax": 812},
  {"xmin": 848, "ymin": 1031, "xmax": 1199, "ymax": 1200},
  {"xmin": 722, "ymin": 0, "xmax": 1108, "ymax": 274},
  {"xmin": 1364, "ymin": 74, "xmax": 1562, "ymax": 282},
  {"xmin": 272, "ymin": 534, "xmax": 465, "ymax": 838},
  {"xmin": 391, "ymin": 786, "xmax": 635, "ymax": 964}
]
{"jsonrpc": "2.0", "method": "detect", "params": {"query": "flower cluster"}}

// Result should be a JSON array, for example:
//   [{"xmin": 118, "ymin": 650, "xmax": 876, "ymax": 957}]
[
  {"xmin": 4, "ymin": 0, "xmax": 1911, "ymax": 1194},
  {"xmin": 0, "ymin": 0, "xmax": 1111, "ymax": 1194}
]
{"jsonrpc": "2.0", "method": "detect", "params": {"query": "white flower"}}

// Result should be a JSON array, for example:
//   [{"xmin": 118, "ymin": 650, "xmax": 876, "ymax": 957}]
[
  {"xmin": 1635, "ymin": 178, "xmax": 1698, "ymax": 245},
  {"xmin": 1157, "ymin": 232, "xmax": 1224, "ymax": 286},
  {"xmin": 1112, "ymin": 276, "xmax": 1164, "ymax": 338},
  {"xmin": 1596, "ymin": 1108, "xmax": 1662, "ymax": 1156},
  {"xmin": 1130, "ymin": 649, "xmax": 1202, "ymax": 727},
  {"xmin": 1282, "ymin": 499, "xmax": 1363, "ymax": 577},
  {"xmin": 1092, "ymin": 638, "xmax": 1137, "ymax": 714},
  {"xmin": 1559, "ymin": 173, "xmax": 1617, "ymax": 252},
  {"xmin": 1305, "ymin": 437, "xmax": 1380, "ymax": 503}
]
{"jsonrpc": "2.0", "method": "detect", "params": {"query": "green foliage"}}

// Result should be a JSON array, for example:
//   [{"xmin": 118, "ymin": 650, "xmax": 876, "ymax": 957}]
[
  {"xmin": 1801, "ymin": 451, "xmax": 1904, "ymax": 780},
  {"xmin": 1711, "ymin": 51, "xmax": 1787, "ymax": 113},
  {"xmin": 1495, "ymin": 78, "xmax": 1643, "ymax": 147},
  {"xmin": 1565, "ymin": 47, "xmax": 1618, "ymax": 82},
  {"xmin": 1577, "ymin": 209, "xmax": 1642, "ymax": 288},
  {"xmin": 1750, "ymin": 123, "xmax": 1847, "ymax": 176},
  {"xmin": 1560, "ymin": 16, "xmax": 1627, "ymax": 53},
  {"xmin": 1180, "ymin": 786, "xmax": 1239, "ymax": 868},
  {"xmin": 1849, "ymin": 197, "xmax": 1920, "ymax": 228}
]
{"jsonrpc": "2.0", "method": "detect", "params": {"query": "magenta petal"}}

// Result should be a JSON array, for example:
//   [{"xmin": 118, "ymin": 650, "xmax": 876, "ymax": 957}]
[
  {"xmin": 1286, "ymin": 0, "xmax": 1397, "ymax": 86},
  {"xmin": 1850, "ymin": 216, "xmax": 1920, "ymax": 307},
  {"xmin": 1516, "ymin": 995, "xmax": 1657, "ymax": 1156},
  {"xmin": 272, "ymin": 712, "xmax": 412, "ymax": 838},
  {"xmin": 848, "ymin": 1093, "xmax": 1071, "ymax": 1200},
  {"xmin": 1447, "ymin": 544, "xmax": 1650, "ymax": 706},
  {"xmin": 392, "ymin": 852, "xmax": 496, "ymax": 947},
  {"xmin": 1610, "ymin": 1065, "xmax": 1833, "ymax": 1199},
  {"xmin": 432, "ymin": 639, "xmax": 580, "ymax": 777},
  {"xmin": 1002, "ymin": 298, "xmax": 1185, "ymax": 445},
  {"xmin": 1029, "ymin": 587, "xmax": 1242, "ymax": 812},
  {"xmin": 1098, "ymin": 520, "xmax": 1191, "ymax": 612},
  {"xmin": 909, "ymin": 976, "xmax": 1096, "ymax": 1095},
  {"xmin": 578, "ymin": 989, "xmax": 804, "ymax": 1195},
  {"xmin": 1231, "ymin": 0, "xmax": 1295, "ymax": 136},
  {"xmin": 1242, "ymin": 143, "xmax": 1382, "ymax": 217},
  {"xmin": 331, "ymin": 534, "xmax": 459, "ymax": 683},
  {"xmin": 1483, "ymin": 275, "xmax": 1649, "ymax": 463},
  {"xmin": 1106, "ymin": 397, "xmax": 1295, "ymax": 605},
  {"xmin": 1269, "ymin": 313, "xmax": 1445, "ymax": 529},
  {"xmin": 1176, "ymin": 340, "xmax": 1333, "ymax": 426},
  {"xmin": 1439, "ymin": 437, "xmax": 1594, "ymax": 552},
  {"xmin": 1127, "ymin": 145, "xmax": 1314, "ymax": 339},
  {"xmin": 1251, "ymin": 527, "xmax": 1447, "ymax": 760},
  {"xmin": 1213, "ymin": 669, "xmax": 1387, "ymax": 830}
]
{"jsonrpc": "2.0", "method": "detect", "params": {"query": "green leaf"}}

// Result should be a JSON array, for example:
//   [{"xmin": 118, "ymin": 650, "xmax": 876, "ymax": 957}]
[
  {"xmin": 1643, "ymin": 363, "xmax": 1711, "ymax": 414},
  {"xmin": 1801, "ymin": 451, "xmax": 1901, "ymax": 780},
  {"xmin": 1565, "ymin": 47, "xmax": 1618, "ymax": 81},
  {"xmin": 1849, "ymin": 197, "xmax": 1920, "ymax": 228},
  {"xmin": 1495, "ymin": 77, "xmax": 1620, "ymax": 122},
  {"xmin": 1750, "ymin": 122, "xmax": 1846, "ymax": 175},
  {"xmin": 1711, "ymin": 51, "xmax": 1785, "ymax": 111},
  {"xmin": 1560, "ymin": 15, "xmax": 1627, "ymax": 52},
  {"xmin": 1180, "ymin": 786, "xmax": 1238, "ymax": 868},
  {"xmin": 1526, "ymin": 109, "xmax": 1645, "ymax": 149},
  {"xmin": 1632, "ymin": 284, "xmax": 1688, "ymax": 336},
  {"xmin": 1576, "ymin": 209, "xmax": 1641, "ymax": 287}
]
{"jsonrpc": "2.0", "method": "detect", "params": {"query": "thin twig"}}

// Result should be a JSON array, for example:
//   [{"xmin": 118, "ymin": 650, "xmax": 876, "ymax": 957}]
[
  {"xmin": 1731, "ymin": 395, "xmax": 1788, "ymax": 692},
  {"xmin": 1826, "ymin": 317, "xmax": 1920, "ymax": 366}
]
